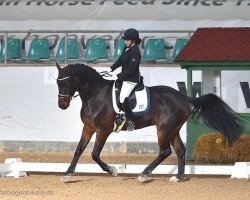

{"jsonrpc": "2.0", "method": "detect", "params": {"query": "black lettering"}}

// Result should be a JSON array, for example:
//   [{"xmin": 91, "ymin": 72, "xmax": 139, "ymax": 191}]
[
  {"xmin": 81, "ymin": 35, "xmax": 86, "ymax": 49},
  {"xmin": 26, "ymin": 1, "xmax": 32, "ymax": 6},
  {"xmin": 58, "ymin": 1, "xmax": 69, "ymax": 5},
  {"xmin": 5, "ymin": 1, "xmax": 11, "ymax": 6},
  {"xmin": 45, "ymin": 1, "xmax": 58, "ymax": 6},
  {"xmin": 22, "ymin": 33, "xmax": 39, "ymax": 50},
  {"xmin": 177, "ymin": 0, "xmax": 194, "ymax": 5},
  {"xmin": 193, "ymin": 0, "xmax": 200, "ymax": 6},
  {"xmin": 99, "ymin": 0, "xmax": 107, "ymax": 5},
  {"xmin": 114, "ymin": 0, "xmax": 124, "ymax": 5},
  {"xmin": 68, "ymin": 1, "xmax": 79, "ymax": 5},
  {"xmin": 5, "ymin": 1, "xmax": 19, "ymax": 6},
  {"xmin": 37, "ymin": 1, "xmax": 45, "ymax": 6},
  {"xmin": 177, "ymin": 0, "xmax": 184, "ymax": 5},
  {"xmin": 240, "ymin": 82, "xmax": 250, "ymax": 108},
  {"xmin": 236, "ymin": 0, "xmax": 245, "ymax": 6},
  {"xmin": 162, "ymin": 0, "xmax": 175, "ymax": 5},
  {"xmin": 28, "ymin": 1, "xmax": 45, "ymax": 6},
  {"xmin": 43, "ymin": 34, "xmax": 60, "ymax": 50},
  {"xmin": 177, "ymin": 82, "xmax": 201, "ymax": 97},
  {"xmin": 184, "ymin": 0, "xmax": 193, "ymax": 5},
  {"xmin": 142, "ymin": 0, "xmax": 155, "ymax": 5},
  {"xmin": 58, "ymin": 1, "xmax": 78, "ymax": 6},
  {"xmin": 81, "ymin": 0, "xmax": 94, "ymax": 5},
  {"xmin": 0, "ymin": 35, "xmax": 4, "ymax": 43},
  {"xmin": 213, "ymin": 0, "xmax": 226, "ymax": 6},
  {"xmin": 177, "ymin": 0, "xmax": 186, "ymax": 5},
  {"xmin": 201, "ymin": 0, "xmax": 210, "ymax": 6},
  {"xmin": 128, "ymin": 1, "xmax": 138, "ymax": 5}
]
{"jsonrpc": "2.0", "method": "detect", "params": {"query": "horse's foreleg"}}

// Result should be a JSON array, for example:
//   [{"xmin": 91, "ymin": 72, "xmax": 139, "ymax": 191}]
[
  {"xmin": 62, "ymin": 126, "xmax": 94, "ymax": 182},
  {"xmin": 169, "ymin": 134, "xmax": 186, "ymax": 182},
  {"xmin": 91, "ymin": 131, "xmax": 117, "ymax": 176}
]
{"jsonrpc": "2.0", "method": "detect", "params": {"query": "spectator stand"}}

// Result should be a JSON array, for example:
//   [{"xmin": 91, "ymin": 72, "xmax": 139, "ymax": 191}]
[{"xmin": 0, "ymin": 30, "xmax": 193, "ymax": 66}]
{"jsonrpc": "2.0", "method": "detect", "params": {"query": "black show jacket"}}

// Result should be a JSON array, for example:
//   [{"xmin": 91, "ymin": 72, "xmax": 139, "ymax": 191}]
[{"xmin": 110, "ymin": 44, "xmax": 141, "ymax": 83}]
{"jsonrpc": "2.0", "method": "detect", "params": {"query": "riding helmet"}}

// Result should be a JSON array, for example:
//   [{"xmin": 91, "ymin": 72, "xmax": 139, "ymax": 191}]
[{"xmin": 121, "ymin": 28, "xmax": 141, "ymax": 44}]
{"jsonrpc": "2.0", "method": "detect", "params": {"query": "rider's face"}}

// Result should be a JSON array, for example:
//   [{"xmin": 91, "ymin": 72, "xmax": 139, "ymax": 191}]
[{"xmin": 125, "ymin": 40, "xmax": 133, "ymax": 47}]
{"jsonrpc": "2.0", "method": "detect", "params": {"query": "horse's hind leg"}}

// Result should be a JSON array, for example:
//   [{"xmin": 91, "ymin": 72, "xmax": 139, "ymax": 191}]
[
  {"xmin": 169, "ymin": 134, "xmax": 186, "ymax": 182},
  {"xmin": 61, "ymin": 126, "xmax": 95, "ymax": 182},
  {"xmin": 138, "ymin": 128, "xmax": 172, "ymax": 183}
]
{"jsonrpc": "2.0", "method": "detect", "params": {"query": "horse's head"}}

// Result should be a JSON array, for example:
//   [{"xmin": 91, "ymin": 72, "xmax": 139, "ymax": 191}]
[{"xmin": 56, "ymin": 62, "xmax": 80, "ymax": 110}]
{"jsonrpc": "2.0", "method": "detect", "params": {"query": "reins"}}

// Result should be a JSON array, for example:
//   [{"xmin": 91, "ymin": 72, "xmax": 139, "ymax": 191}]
[
  {"xmin": 66, "ymin": 71, "xmax": 113, "ymax": 101},
  {"xmin": 97, "ymin": 71, "xmax": 114, "ymax": 88}
]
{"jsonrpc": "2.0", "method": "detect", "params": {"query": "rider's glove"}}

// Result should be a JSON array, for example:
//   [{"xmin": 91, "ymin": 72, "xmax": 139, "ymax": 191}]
[{"xmin": 103, "ymin": 74, "xmax": 117, "ymax": 81}]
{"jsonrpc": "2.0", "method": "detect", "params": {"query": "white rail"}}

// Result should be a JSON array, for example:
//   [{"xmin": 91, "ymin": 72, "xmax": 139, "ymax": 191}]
[{"xmin": 0, "ymin": 158, "xmax": 249, "ymax": 179}]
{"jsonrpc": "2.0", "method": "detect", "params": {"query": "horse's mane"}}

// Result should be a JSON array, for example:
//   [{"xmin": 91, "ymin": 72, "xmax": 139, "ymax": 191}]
[{"xmin": 68, "ymin": 63, "xmax": 105, "ymax": 83}]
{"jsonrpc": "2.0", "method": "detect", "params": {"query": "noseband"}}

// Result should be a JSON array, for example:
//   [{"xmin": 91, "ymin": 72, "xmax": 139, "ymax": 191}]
[{"xmin": 58, "ymin": 93, "xmax": 79, "ymax": 100}]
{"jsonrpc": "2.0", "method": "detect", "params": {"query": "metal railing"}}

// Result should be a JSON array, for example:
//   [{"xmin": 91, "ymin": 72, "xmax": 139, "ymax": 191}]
[{"xmin": 0, "ymin": 29, "xmax": 194, "ymax": 64}]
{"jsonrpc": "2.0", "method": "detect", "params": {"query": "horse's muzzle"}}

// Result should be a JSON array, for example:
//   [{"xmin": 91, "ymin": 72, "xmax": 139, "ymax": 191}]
[{"xmin": 58, "ymin": 98, "xmax": 70, "ymax": 110}]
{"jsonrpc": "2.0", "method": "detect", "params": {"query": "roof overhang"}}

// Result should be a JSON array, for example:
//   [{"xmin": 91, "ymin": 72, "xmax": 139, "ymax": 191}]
[{"xmin": 178, "ymin": 61, "xmax": 250, "ymax": 70}]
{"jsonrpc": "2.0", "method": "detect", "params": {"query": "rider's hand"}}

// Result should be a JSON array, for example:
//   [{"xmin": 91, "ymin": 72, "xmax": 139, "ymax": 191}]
[
  {"xmin": 100, "ymin": 70, "xmax": 112, "ymax": 77},
  {"xmin": 103, "ymin": 74, "xmax": 117, "ymax": 81}
]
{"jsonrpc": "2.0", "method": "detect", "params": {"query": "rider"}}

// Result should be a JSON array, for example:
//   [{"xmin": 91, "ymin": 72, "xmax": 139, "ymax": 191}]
[{"xmin": 106, "ymin": 28, "xmax": 142, "ymax": 131}]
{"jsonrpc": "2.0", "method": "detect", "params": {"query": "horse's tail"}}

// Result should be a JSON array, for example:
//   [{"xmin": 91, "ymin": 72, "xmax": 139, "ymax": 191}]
[{"xmin": 188, "ymin": 93, "xmax": 245, "ymax": 146}]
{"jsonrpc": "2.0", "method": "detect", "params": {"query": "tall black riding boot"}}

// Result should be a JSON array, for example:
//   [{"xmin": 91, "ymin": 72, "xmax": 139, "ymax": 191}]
[{"xmin": 122, "ymin": 98, "xmax": 136, "ymax": 131}]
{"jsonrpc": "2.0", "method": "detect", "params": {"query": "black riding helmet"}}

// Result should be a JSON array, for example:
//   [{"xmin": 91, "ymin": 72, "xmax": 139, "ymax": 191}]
[{"xmin": 121, "ymin": 28, "xmax": 141, "ymax": 45}]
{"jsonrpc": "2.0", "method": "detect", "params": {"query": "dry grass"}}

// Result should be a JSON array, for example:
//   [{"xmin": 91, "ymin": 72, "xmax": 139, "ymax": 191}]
[{"xmin": 193, "ymin": 133, "xmax": 250, "ymax": 164}]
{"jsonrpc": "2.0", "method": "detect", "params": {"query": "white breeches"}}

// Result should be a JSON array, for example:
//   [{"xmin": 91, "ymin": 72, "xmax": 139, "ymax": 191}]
[{"xmin": 119, "ymin": 81, "xmax": 137, "ymax": 103}]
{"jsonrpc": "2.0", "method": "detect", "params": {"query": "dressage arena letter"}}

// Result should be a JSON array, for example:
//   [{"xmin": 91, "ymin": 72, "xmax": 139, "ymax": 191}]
[
  {"xmin": 177, "ymin": 82, "xmax": 201, "ymax": 97},
  {"xmin": 240, "ymin": 82, "xmax": 250, "ymax": 108}
]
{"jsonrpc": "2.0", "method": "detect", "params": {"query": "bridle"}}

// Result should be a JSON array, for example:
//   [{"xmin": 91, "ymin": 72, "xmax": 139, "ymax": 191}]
[
  {"xmin": 57, "ymin": 71, "xmax": 113, "ymax": 101},
  {"xmin": 57, "ymin": 76, "xmax": 79, "ymax": 100}
]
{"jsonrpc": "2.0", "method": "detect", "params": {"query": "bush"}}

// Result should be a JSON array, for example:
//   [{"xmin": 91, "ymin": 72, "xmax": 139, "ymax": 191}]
[{"xmin": 193, "ymin": 133, "xmax": 250, "ymax": 164}]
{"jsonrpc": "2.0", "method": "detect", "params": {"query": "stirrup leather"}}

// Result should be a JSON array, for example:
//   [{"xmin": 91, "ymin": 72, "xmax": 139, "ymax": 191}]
[{"xmin": 127, "ymin": 120, "xmax": 136, "ymax": 131}]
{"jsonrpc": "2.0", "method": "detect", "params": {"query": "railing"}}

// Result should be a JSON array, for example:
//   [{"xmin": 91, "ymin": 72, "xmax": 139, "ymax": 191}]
[{"xmin": 0, "ymin": 30, "xmax": 194, "ymax": 64}]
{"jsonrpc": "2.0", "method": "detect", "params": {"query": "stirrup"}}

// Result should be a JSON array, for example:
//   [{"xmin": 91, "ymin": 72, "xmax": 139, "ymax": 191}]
[{"xmin": 127, "ymin": 120, "xmax": 136, "ymax": 131}]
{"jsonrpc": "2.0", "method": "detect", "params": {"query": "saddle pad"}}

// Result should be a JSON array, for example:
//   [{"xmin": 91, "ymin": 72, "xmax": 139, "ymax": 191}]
[{"xmin": 112, "ymin": 83, "xmax": 150, "ymax": 115}]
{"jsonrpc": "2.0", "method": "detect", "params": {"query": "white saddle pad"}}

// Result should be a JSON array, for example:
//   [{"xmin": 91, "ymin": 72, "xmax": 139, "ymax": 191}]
[{"xmin": 112, "ymin": 84, "xmax": 150, "ymax": 115}]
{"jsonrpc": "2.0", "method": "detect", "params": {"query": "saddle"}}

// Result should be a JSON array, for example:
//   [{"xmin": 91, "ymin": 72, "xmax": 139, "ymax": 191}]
[
  {"xmin": 112, "ymin": 77, "xmax": 150, "ymax": 133},
  {"xmin": 112, "ymin": 76, "xmax": 150, "ymax": 115}
]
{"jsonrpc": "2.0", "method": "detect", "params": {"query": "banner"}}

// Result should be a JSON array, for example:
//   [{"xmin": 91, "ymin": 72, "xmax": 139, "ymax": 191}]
[{"xmin": 0, "ymin": 0, "xmax": 250, "ymax": 21}]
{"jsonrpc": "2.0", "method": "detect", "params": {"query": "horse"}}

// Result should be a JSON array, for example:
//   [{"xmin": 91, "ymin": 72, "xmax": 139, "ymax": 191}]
[{"xmin": 55, "ymin": 62, "xmax": 245, "ymax": 183}]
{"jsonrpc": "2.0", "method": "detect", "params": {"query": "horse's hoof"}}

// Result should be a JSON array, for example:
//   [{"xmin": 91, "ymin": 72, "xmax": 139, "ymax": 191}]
[
  {"xmin": 169, "ymin": 175, "xmax": 184, "ymax": 182},
  {"xmin": 138, "ymin": 174, "xmax": 151, "ymax": 183},
  {"xmin": 61, "ymin": 173, "xmax": 72, "ymax": 183},
  {"xmin": 110, "ymin": 166, "xmax": 118, "ymax": 177}
]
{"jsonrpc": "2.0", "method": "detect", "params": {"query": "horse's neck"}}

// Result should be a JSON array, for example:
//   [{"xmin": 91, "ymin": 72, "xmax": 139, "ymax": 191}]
[{"xmin": 78, "ymin": 76, "xmax": 110, "ymax": 103}]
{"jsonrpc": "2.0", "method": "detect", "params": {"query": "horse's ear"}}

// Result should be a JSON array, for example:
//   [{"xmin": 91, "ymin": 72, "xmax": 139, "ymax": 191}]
[{"xmin": 55, "ymin": 61, "xmax": 61, "ymax": 71}]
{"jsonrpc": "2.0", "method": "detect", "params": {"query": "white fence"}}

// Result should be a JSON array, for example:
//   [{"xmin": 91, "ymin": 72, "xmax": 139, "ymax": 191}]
[{"xmin": 1, "ymin": 158, "xmax": 249, "ymax": 179}]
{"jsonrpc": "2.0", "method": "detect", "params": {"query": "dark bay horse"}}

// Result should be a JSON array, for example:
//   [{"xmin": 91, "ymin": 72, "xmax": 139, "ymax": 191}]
[{"xmin": 56, "ymin": 62, "xmax": 244, "ymax": 183}]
